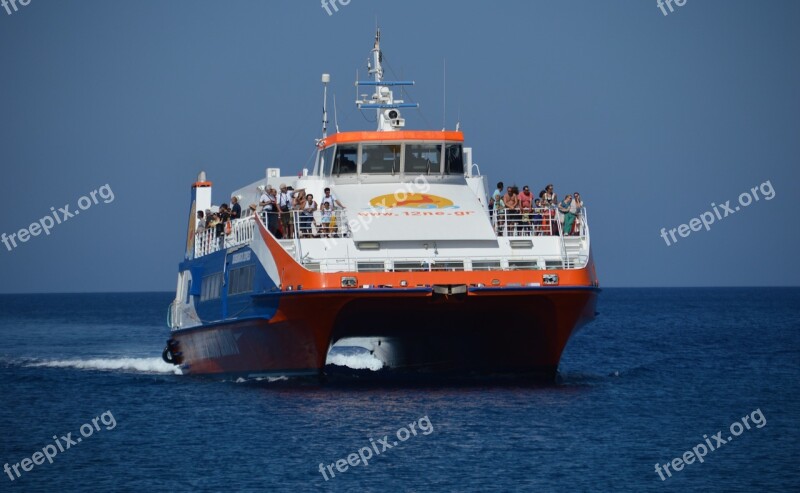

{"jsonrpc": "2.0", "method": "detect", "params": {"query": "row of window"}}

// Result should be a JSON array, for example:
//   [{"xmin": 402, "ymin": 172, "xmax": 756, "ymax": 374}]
[
  {"xmin": 198, "ymin": 265, "xmax": 255, "ymax": 301},
  {"xmin": 318, "ymin": 143, "xmax": 464, "ymax": 177}
]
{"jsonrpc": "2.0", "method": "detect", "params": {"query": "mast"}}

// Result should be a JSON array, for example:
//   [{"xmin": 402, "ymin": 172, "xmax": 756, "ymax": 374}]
[
  {"xmin": 321, "ymin": 73, "xmax": 330, "ymax": 138},
  {"xmin": 356, "ymin": 29, "xmax": 418, "ymax": 131}
]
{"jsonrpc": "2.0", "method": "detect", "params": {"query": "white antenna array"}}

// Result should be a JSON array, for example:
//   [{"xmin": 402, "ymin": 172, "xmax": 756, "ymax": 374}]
[{"xmin": 355, "ymin": 28, "xmax": 418, "ymax": 131}]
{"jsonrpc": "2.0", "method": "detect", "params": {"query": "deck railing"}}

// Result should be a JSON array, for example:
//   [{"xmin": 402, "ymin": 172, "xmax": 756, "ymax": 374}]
[
  {"xmin": 191, "ymin": 207, "xmax": 590, "ymax": 270},
  {"xmin": 491, "ymin": 207, "xmax": 587, "ymax": 238},
  {"xmin": 259, "ymin": 210, "xmax": 351, "ymax": 240},
  {"xmin": 194, "ymin": 216, "xmax": 256, "ymax": 258}
]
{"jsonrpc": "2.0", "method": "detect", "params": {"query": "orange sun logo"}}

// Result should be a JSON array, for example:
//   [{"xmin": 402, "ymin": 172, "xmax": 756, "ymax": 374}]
[{"xmin": 369, "ymin": 193, "xmax": 455, "ymax": 209}]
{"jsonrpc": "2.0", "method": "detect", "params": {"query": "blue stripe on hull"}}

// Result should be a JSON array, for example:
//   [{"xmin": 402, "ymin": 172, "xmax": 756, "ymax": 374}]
[{"xmin": 179, "ymin": 246, "xmax": 280, "ymax": 324}]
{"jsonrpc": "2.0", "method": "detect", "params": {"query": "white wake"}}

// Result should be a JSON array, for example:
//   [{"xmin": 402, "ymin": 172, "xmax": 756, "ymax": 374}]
[{"xmin": 26, "ymin": 357, "xmax": 181, "ymax": 375}]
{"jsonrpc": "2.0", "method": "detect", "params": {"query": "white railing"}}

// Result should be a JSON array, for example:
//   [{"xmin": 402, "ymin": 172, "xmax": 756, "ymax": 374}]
[
  {"xmin": 491, "ymin": 207, "xmax": 588, "ymax": 238},
  {"xmin": 226, "ymin": 216, "xmax": 256, "ymax": 247},
  {"xmin": 260, "ymin": 210, "xmax": 351, "ymax": 240},
  {"xmin": 194, "ymin": 216, "xmax": 256, "ymax": 258}
]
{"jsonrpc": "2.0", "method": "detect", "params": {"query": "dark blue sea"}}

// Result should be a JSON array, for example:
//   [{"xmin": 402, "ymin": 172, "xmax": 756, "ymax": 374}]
[{"xmin": 1, "ymin": 289, "xmax": 798, "ymax": 492}]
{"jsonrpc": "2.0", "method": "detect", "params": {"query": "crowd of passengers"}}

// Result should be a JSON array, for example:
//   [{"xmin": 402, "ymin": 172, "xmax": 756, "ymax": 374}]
[
  {"xmin": 195, "ymin": 181, "xmax": 584, "ymax": 242},
  {"xmin": 194, "ymin": 185, "xmax": 346, "ymax": 241},
  {"xmin": 490, "ymin": 182, "xmax": 585, "ymax": 236},
  {"xmin": 257, "ymin": 183, "xmax": 345, "ymax": 239}
]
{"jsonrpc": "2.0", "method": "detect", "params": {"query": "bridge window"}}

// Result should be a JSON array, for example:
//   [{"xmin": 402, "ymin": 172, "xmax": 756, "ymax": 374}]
[
  {"xmin": 405, "ymin": 144, "xmax": 441, "ymax": 174},
  {"xmin": 445, "ymin": 144, "xmax": 464, "ymax": 174},
  {"xmin": 332, "ymin": 145, "xmax": 358, "ymax": 175},
  {"xmin": 361, "ymin": 144, "xmax": 401, "ymax": 174},
  {"xmin": 320, "ymin": 146, "xmax": 336, "ymax": 177}
]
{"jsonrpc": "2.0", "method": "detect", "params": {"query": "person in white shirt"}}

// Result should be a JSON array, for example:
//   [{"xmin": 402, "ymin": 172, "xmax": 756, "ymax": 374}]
[
  {"xmin": 320, "ymin": 187, "xmax": 344, "ymax": 211},
  {"xmin": 259, "ymin": 185, "xmax": 279, "ymax": 236},
  {"xmin": 278, "ymin": 183, "xmax": 295, "ymax": 238},
  {"xmin": 300, "ymin": 194, "xmax": 318, "ymax": 238}
]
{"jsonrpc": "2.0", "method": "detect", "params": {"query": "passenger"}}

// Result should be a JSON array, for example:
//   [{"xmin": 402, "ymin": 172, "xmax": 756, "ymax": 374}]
[
  {"xmin": 540, "ymin": 199, "xmax": 554, "ymax": 235},
  {"xmin": 494, "ymin": 192, "xmax": 506, "ymax": 236},
  {"xmin": 278, "ymin": 184, "xmax": 294, "ymax": 238},
  {"xmin": 292, "ymin": 189, "xmax": 305, "ymax": 210},
  {"xmin": 257, "ymin": 185, "xmax": 268, "ymax": 221},
  {"xmin": 196, "ymin": 211, "xmax": 205, "ymax": 232},
  {"xmin": 208, "ymin": 213, "xmax": 221, "ymax": 235},
  {"xmin": 518, "ymin": 185, "xmax": 534, "ymax": 235},
  {"xmin": 260, "ymin": 186, "xmax": 279, "ymax": 237},
  {"xmin": 558, "ymin": 194, "xmax": 575, "ymax": 236},
  {"xmin": 230, "ymin": 195, "xmax": 242, "ymax": 221},
  {"xmin": 320, "ymin": 187, "xmax": 345, "ymax": 210},
  {"xmin": 246, "ymin": 204, "xmax": 257, "ymax": 218},
  {"xmin": 490, "ymin": 181, "xmax": 503, "ymax": 224},
  {"xmin": 503, "ymin": 186, "xmax": 519, "ymax": 236},
  {"xmin": 216, "ymin": 204, "xmax": 231, "ymax": 238},
  {"xmin": 544, "ymin": 184, "xmax": 556, "ymax": 206},
  {"xmin": 532, "ymin": 199, "xmax": 544, "ymax": 236},
  {"xmin": 572, "ymin": 192, "xmax": 584, "ymax": 235},
  {"xmin": 300, "ymin": 194, "xmax": 318, "ymax": 238},
  {"xmin": 320, "ymin": 202, "xmax": 333, "ymax": 237}
]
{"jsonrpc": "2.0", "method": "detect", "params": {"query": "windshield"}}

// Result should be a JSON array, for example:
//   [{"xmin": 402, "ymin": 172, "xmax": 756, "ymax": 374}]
[
  {"xmin": 332, "ymin": 145, "xmax": 358, "ymax": 175},
  {"xmin": 361, "ymin": 144, "xmax": 401, "ymax": 174},
  {"xmin": 405, "ymin": 144, "xmax": 441, "ymax": 174},
  {"xmin": 445, "ymin": 144, "xmax": 464, "ymax": 174}
]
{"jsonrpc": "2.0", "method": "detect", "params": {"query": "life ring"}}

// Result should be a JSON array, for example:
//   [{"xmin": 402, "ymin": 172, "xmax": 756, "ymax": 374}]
[{"xmin": 162, "ymin": 345, "xmax": 175, "ymax": 364}]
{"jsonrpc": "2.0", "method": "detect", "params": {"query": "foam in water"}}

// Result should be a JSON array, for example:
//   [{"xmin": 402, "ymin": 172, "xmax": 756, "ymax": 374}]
[
  {"xmin": 26, "ymin": 357, "xmax": 181, "ymax": 375},
  {"xmin": 326, "ymin": 352, "xmax": 384, "ymax": 371}
]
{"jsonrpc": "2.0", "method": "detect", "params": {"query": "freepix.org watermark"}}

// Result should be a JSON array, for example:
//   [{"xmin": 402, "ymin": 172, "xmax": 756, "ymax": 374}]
[
  {"xmin": 654, "ymin": 408, "xmax": 766, "ymax": 481},
  {"xmin": 1, "ymin": 0, "xmax": 31, "ymax": 16},
  {"xmin": 657, "ymin": 0, "xmax": 688, "ymax": 17},
  {"xmin": 1, "ymin": 184, "xmax": 115, "ymax": 253},
  {"xmin": 321, "ymin": 0, "xmax": 352, "ymax": 16},
  {"xmin": 659, "ymin": 180, "xmax": 775, "ymax": 246},
  {"xmin": 318, "ymin": 415, "xmax": 434, "ymax": 481},
  {"xmin": 4, "ymin": 411, "xmax": 117, "ymax": 482}
]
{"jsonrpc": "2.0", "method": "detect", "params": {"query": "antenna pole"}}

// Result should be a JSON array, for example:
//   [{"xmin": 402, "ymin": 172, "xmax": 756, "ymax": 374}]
[
  {"xmin": 321, "ymin": 73, "xmax": 330, "ymax": 138},
  {"xmin": 334, "ymin": 94, "xmax": 340, "ymax": 133},
  {"xmin": 443, "ymin": 58, "xmax": 447, "ymax": 130}
]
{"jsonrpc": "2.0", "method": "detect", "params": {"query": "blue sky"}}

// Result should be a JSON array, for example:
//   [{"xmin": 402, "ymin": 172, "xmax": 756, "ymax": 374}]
[{"xmin": 0, "ymin": 0, "xmax": 798, "ymax": 292}]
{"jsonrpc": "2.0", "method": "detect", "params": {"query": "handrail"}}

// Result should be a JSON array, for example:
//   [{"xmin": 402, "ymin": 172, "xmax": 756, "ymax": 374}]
[
  {"xmin": 490, "ymin": 207, "xmax": 558, "ymax": 237},
  {"xmin": 490, "ymin": 207, "xmax": 589, "ymax": 239},
  {"xmin": 557, "ymin": 209, "xmax": 568, "ymax": 269},
  {"xmin": 194, "ymin": 215, "xmax": 256, "ymax": 258}
]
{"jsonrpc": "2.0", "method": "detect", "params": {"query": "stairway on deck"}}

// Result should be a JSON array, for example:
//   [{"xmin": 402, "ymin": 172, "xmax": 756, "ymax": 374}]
[{"xmin": 563, "ymin": 236, "xmax": 586, "ymax": 267}]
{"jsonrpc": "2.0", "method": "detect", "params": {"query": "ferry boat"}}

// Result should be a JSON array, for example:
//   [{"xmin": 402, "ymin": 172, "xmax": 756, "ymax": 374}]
[{"xmin": 162, "ymin": 31, "xmax": 600, "ymax": 380}]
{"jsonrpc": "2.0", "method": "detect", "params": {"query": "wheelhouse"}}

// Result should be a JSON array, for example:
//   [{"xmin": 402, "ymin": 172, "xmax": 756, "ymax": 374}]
[{"xmin": 313, "ymin": 131, "xmax": 466, "ymax": 182}]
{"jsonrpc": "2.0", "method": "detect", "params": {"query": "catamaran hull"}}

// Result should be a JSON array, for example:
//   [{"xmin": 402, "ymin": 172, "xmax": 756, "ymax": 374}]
[{"xmin": 167, "ymin": 287, "xmax": 598, "ymax": 380}]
